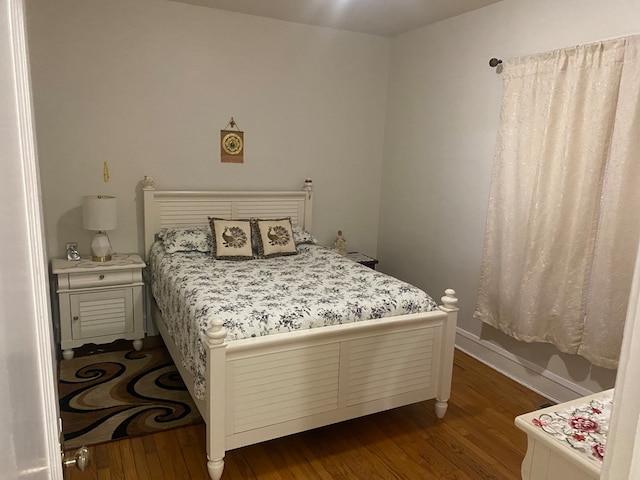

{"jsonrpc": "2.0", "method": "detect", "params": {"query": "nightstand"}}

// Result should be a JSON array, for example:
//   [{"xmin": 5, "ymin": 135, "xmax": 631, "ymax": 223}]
[
  {"xmin": 345, "ymin": 252, "xmax": 379, "ymax": 270},
  {"xmin": 52, "ymin": 254, "xmax": 146, "ymax": 360}
]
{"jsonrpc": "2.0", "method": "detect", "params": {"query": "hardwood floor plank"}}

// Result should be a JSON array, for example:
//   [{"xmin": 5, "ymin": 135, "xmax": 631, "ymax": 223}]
[
  {"xmin": 256, "ymin": 438, "xmax": 321, "ymax": 480},
  {"xmin": 294, "ymin": 433, "xmax": 350, "ymax": 480},
  {"xmin": 176, "ymin": 426, "xmax": 210, "ymax": 479},
  {"xmin": 62, "ymin": 349, "xmax": 548, "ymax": 480},
  {"xmin": 269, "ymin": 431, "xmax": 339, "ymax": 480},
  {"xmin": 305, "ymin": 422, "xmax": 403, "ymax": 480},
  {"xmin": 144, "ymin": 452, "xmax": 164, "ymax": 479},
  {"xmin": 96, "ymin": 469, "xmax": 111, "ymax": 480},
  {"xmin": 224, "ymin": 449, "xmax": 259, "ymax": 479},
  {"xmin": 141, "ymin": 434, "xmax": 157, "ymax": 455},
  {"xmin": 93, "ymin": 443, "xmax": 111, "ymax": 471},
  {"xmin": 115, "ymin": 439, "xmax": 140, "ymax": 480},
  {"xmin": 154, "ymin": 429, "xmax": 189, "ymax": 480},
  {"xmin": 243, "ymin": 443, "xmax": 286, "ymax": 480},
  {"xmin": 350, "ymin": 411, "xmax": 456, "ymax": 479},
  {"xmin": 383, "ymin": 432, "xmax": 459, "ymax": 479},
  {"xmin": 129, "ymin": 437, "xmax": 152, "ymax": 480},
  {"xmin": 431, "ymin": 418, "xmax": 517, "ymax": 480},
  {"xmin": 106, "ymin": 441, "xmax": 125, "ymax": 480}
]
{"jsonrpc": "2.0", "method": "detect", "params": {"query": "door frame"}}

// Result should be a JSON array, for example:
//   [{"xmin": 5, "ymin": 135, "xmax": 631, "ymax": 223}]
[{"xmin": 1, "ymin": 0, "xmax": 63, "ymax": 478}]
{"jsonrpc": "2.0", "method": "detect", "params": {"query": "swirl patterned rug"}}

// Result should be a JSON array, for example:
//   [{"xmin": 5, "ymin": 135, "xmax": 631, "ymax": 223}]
[{"xmin": 59, "ymin": 347, "xmax": 202, "ymax": 449}]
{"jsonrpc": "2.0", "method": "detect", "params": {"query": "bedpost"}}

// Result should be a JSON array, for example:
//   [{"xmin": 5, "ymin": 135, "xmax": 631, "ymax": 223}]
[
  {"xmin": 142, "ymin": 176, "xmax": 158, "ymax": 336},
  {"xmin": 142, "ymin": 175, "xmax": 157, "ymax": 260},
  {"xmin": 204, "ymin": 318, "xmax": 228, "ymax": 480},
  {"xmin": 435, "ymin": 289, "xmax": 458, "ymax": 418},
  {"xmin": 302, "ymin": 178, "xmax": 313, "ymax": 230}
]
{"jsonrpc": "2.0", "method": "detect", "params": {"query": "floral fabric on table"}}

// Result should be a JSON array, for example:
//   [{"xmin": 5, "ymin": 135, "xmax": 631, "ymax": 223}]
[
  {"xmin": 531, "ymin": 389, "xmax": 614, "ymax": 463},
  {"xmin": 148, "ymin": 242, "xmax": 438, "ymax": 399}
]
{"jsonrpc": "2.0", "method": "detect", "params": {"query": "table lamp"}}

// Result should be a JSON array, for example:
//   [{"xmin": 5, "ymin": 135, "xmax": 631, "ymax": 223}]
[{"xmin": 82, "ymin": 195, "xmax": 117, "ymax": 262}]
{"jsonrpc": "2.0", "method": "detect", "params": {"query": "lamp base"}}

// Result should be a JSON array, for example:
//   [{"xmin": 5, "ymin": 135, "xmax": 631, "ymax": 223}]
[{"xmin": 90, "ymin": 231, "xmax": 113, "ymax": 262}]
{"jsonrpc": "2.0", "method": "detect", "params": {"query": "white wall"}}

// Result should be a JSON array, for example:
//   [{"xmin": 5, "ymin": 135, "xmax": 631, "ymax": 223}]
[
  {"xmin": 380, "ymin": 0, "xmax": 640, "ymax": 400},
  {"xmin": 25, "ymin": 0, "xmax": 389, "ymax": 259}
]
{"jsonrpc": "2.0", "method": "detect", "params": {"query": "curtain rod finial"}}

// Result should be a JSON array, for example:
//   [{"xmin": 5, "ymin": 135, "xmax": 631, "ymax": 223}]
[{"xmin": 489, "ymin": 58, "xmax": 503, "ymax": 68}]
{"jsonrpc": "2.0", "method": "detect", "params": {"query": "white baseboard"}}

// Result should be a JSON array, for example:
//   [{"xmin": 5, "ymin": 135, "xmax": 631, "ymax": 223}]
[{"xmin": 455, "ymin": 328, "xmax": 595, "ymax": 404}]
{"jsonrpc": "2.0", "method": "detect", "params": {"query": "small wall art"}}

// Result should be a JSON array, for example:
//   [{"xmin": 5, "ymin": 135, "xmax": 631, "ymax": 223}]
[{"xmin": 220, "ymin": 117, "xmax": 244, "ymax": 164}]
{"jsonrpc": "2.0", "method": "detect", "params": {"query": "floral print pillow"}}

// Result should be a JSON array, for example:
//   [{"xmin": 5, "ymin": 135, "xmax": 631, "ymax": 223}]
[
  {"xmin": 292, "ymin": 224, "xmax": 318, "ymax": 245},
  {"xmin": 159, "ymin": 226, "xmax": 212, "ymax": 253}
]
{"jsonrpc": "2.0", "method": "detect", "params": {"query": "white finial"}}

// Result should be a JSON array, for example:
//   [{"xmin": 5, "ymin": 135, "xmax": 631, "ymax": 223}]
[
  {"xmin": 440, "ymin": 289, "xmax": 458, "ymax": 311},
  {"xmin": 303, "ymin": 178, "xmax": 313, "ymax": 199},
  {"xmin": 142, "ymin": 175, "xmax": 155, "ymax": 188},
  {"xmin": 204, "ymin": 318, "xmax": 227, "ymax": 346}
]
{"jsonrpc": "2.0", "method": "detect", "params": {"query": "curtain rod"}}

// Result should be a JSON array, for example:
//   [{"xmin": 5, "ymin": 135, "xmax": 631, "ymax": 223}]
[{"xmin": 489, "ymin": 34, "xmax": 640, "ymax": 70}]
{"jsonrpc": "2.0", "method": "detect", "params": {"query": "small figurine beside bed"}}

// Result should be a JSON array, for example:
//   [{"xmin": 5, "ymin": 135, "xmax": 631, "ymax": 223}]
[{"xmin": 333, "ymin": 230, "xmax": 347, "ymax": 255}]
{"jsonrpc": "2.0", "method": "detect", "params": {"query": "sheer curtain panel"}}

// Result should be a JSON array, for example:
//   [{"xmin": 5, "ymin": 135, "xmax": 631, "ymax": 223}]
[{"xmin": 474, "ymin": 35, "xmax": 640, "ymax": 369}]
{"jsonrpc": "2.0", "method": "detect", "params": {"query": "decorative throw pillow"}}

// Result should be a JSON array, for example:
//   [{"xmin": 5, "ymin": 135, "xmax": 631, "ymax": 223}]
[
  {"xmin": 208, "ymin": 218, "xmax": 253, "ymax": 260},
  {"xmin": 159, "ymin": 226, "xmax": 212, "ymax": 253},
  {"xmin": 251, "ymin": 218, "xmax": 298, "ymax": 258},
  {"xmin": 292, "ymin": 224, "xmax": 318, "ymax": 245}
]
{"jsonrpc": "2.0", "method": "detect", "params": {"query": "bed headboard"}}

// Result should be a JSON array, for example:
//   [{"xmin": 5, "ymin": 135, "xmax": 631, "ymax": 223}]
[{"xmin": 141, "ymin": 176, "xmax": 313, "ymax": 258}]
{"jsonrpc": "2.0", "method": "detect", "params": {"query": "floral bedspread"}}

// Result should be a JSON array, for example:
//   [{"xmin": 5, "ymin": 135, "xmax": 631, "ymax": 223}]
[
  {"xmin": 148, "ymin": 242, "xmax": 438, "ymax": 399},
  {"xmin": 530, "ymin": 389, "xmax": 614, "ymax": 463}
]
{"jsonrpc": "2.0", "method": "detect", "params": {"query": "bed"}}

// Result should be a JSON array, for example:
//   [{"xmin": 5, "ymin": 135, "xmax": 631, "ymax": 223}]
[{"xmin": 141, "ymin": 176, "xmax": 459, "ymax": 480}]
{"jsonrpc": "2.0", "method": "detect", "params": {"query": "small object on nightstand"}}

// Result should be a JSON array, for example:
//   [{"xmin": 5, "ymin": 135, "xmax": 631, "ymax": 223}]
[
  {"xmin": 82, "ymin": 195, "xmax": 117, "ymax": 262},
  {"xmin": 346, "ymin": 252, "xmax": 379, "ymax": 270},
  {"xmin": 66, "ymin": 242, "xmax": 80, "ymax": 261},
  {"xmin": 52, "ymin": 253, "xmax": 146, "ymax": 360}
]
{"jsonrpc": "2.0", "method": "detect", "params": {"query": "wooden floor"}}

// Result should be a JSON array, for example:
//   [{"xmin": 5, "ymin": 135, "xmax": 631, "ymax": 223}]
[{"xmin": 63, "ymin": 349, "xmax": 548, "ymax": 480}]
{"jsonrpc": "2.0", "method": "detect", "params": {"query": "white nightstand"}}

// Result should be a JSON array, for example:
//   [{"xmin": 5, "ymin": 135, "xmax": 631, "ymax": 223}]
[{"xmin": 52, "ymin": 253, "xmax": 146, "ymax": 360}]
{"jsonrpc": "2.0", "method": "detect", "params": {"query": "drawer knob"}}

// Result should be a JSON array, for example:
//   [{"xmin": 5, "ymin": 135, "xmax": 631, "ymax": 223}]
[
  {"xmin": 99, "ymin": 274, "xmax": 105, "ymax": 280},
  {"xmin": 73, "ymin": 316, "xmax": 79, "ymax": 321}
]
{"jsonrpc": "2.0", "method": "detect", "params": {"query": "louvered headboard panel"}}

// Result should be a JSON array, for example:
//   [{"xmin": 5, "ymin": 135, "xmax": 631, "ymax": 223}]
[{"xmin": 142, "ymin": 178, "xmax": 313, "ymax": 259}]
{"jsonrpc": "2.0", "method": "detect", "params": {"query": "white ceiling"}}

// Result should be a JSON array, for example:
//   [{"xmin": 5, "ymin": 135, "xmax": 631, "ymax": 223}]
[{"xmin": 171, "ymin": 0, "xmax": 502, "ymax": 37}]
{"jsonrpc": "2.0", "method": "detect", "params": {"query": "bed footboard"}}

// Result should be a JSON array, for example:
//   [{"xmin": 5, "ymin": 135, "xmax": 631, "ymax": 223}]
[{"xmin": 201, "ymin": 289, "xmax": 458, "ymax": 480}]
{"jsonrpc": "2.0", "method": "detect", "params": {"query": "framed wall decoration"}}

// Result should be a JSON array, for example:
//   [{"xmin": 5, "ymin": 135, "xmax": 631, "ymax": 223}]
[{"xmin": 220, "ymin": 117, "xmax": 244, "ymax": 163}]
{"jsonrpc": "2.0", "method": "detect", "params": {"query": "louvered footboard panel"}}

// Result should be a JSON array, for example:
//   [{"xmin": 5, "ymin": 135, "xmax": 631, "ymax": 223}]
[
  {"xmin": 231, "ymin": 344, "xmax": 341, "ymax": 433},
  {"xmin": 345, "ymin": 327, "xmax": 437, "ymax": 406},
  {"xmin": 228, "ymin": 325, "xmax": 441, "ymax": 437}
]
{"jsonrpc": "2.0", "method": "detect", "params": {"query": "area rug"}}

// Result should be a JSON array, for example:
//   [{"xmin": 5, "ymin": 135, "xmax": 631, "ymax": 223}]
[{"xmin": 59, "ymin": 347, "xmax": 202, "ymax": 449}]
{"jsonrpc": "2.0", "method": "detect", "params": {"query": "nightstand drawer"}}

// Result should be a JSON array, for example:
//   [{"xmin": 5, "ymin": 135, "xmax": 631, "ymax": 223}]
[{"xmin": 68, "ymin": 270, "xmax": 134, "ymax": 289}]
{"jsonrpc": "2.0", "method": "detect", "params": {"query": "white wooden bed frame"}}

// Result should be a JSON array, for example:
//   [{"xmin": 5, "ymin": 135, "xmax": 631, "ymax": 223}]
[{"xmin": 141, "ymin": 176, "xmax": 459, "ymax": 480}]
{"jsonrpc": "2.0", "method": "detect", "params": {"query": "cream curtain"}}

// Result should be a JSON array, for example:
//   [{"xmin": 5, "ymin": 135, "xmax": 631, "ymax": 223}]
[{"xmin": 474, "ymin": 36, "xmax": 640, "ymax": 369}]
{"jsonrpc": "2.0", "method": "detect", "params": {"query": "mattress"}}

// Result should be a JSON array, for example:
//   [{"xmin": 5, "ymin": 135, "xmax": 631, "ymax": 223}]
[{"xmin": 148, "ymin": 241, "xmax": 438, "ymax": 398}]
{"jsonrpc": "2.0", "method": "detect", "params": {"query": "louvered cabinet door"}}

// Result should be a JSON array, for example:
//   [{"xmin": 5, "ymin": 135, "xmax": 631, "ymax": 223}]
[{"xmin": 69, "ymin": 289, "xmax": 134, "ymax": 340}]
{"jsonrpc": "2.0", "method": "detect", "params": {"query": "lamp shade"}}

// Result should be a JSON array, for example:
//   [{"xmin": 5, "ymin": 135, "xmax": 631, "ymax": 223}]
[{"xmin": 82, "ymin": 195, "xmax": 117, "ymax": 231}]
